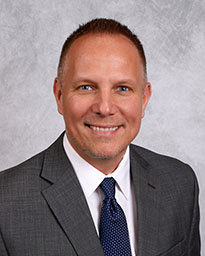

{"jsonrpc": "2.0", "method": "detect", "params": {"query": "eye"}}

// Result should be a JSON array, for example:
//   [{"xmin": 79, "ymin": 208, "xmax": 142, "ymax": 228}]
[
  {"xmin": 117, "ymin": 86, "xmax": 129, "ymax": 92},
  {"xmin": 79, "ymin": 85, "xmax": 92, "ymax": 91}
]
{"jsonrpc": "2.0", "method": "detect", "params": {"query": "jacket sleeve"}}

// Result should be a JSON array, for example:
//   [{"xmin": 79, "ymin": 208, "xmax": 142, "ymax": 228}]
[{"xmin": 187, "ymin": 171, "xmax": 201, "ymax": 255}]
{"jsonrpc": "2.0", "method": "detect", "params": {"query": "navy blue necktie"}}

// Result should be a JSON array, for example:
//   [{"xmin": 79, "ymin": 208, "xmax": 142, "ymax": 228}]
[{"xmin": 99, "ymin": 177, "xmax": 132, "ymax": 256}]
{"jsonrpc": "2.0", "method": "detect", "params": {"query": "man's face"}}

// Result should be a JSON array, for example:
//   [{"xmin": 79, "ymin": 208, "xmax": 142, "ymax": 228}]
[{"xmin": 54, "ymin": 33, "xmax": 151, "ymax": 169}]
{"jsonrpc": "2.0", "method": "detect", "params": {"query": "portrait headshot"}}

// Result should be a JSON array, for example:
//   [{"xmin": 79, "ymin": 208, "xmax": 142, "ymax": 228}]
[{"xmin": 0, "ymin": 1, "xmax": 204, "ymax": 255}]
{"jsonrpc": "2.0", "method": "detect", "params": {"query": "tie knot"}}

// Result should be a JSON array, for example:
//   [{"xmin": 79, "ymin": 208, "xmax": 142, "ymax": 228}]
[{"xmin": 100, "ymin": 177, "xmax": 116, "ymax": 198}]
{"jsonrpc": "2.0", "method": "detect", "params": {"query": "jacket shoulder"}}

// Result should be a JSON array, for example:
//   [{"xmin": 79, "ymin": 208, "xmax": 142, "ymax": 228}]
[
  {"xmin": 130, "ymin": 144, "xmax": 197, "ymax": 182},
  {"xmin": 0, "ymin": 133, "xmax": 65, "ymax": 183},
  {"xmin": 0, "ymin": 150, "xmax": 46, "ymax": 188}
]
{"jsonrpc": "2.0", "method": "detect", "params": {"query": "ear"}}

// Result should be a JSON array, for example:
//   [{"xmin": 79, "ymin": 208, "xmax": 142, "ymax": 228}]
[
  {"xmin": 53, "ymin": 77, "xmax": 63, "ymax": 115},
  {"xmin": 141, "ymin": 82, "xmax": 151, "ymax": 118}
]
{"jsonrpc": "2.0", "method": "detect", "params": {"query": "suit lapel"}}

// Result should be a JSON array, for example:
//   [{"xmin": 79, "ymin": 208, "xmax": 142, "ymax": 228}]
[
  {"xmin": 39, "ymin": 134, "xmax": 161, "ymax": 256},
  {"xmin": 40, "ymin": 133, "xmax": 104, "ymax": 256},
  {"xmin": 130, "ymin": 145, "xmax": 160, "ymax": 256}
]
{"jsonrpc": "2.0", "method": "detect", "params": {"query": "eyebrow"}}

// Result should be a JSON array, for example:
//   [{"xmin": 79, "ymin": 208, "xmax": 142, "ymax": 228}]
[
  {"xmin": 74, "ymin": 78, "xmax": 96, "ymax": 84},
  {"xmin": 73, "ymin": 77, "xmax": 136, "ymax": 86},
  {"xmin": 115, "ymin": 79, "xmax": 136, "ymax": 85}
]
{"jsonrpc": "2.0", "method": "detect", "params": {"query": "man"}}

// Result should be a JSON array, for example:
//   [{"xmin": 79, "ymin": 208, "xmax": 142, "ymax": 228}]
[{"xmin": 0, "ymin": 18, "xmax": 200, "ymax": 255}]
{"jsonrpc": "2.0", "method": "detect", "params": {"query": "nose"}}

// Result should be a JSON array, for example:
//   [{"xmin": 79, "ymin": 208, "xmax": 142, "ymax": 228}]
[{"xmin": 91, "ymin": 90, "xmax": 116, "ymax": 116}]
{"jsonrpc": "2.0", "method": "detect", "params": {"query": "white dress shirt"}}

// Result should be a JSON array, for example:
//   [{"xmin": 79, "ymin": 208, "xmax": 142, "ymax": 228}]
[{"xmin": 63, "ymin": 134, "xmax": 137, "ymax": 255}]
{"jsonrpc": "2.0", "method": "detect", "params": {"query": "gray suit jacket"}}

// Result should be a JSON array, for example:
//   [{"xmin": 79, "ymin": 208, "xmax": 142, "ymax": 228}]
[{"xmin": 0, "ymin": 133, "xmax": 200, "ymax": 256}]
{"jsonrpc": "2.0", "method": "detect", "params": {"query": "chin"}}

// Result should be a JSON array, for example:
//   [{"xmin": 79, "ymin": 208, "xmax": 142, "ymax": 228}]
[{"xmin": 85, "ymin": 147, "xmax": 127, "ymax": 161}]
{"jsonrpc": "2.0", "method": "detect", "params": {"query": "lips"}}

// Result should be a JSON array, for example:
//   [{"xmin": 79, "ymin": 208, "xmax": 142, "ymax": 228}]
[{"xmin": 89, "ymin": 125, "xmax": 119, "ymax": 131}]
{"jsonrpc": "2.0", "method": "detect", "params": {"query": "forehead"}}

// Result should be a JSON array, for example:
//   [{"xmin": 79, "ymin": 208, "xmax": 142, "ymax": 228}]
[
  {"xmin": 63, "ymin": 33, "xmax": 144, "ymax": 80},
  {"xmin": 68, "ymin": 33, "xmax": 141, "ymax": 60},
  {"xmin": 70, "ymin": 33, "xmax": 137, "ymax": 50}
]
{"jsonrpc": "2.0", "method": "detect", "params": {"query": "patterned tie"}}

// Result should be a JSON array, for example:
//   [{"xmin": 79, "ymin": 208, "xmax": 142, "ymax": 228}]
[{"xmin": 99, "ymin": 177, "xmax": 132, "ymax": 256}]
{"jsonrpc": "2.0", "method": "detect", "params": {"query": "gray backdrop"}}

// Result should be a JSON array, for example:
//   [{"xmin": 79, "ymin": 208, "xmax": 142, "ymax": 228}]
[{"xmin": 0, "ymin": 0, "xmax": 204, "ymax": 253}]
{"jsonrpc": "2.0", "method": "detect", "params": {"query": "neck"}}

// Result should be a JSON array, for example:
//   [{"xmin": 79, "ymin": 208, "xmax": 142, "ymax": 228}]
[
  {"xmin": 64, "ymin": 133, "xmax": 127, "ymax": 175},
  {"xmin": 83, "ymin": 156, "xmax": 124, "ymax": 175}
]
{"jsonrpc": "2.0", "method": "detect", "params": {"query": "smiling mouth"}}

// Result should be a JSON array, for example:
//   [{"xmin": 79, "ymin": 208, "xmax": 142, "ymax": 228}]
[
  {"xmin": 90, "ymin": 125, "xmax": 119, "ymax": 131},
  {"xmin": 85, "ymin": 124, "xmax": 120, "ymax": 132}
]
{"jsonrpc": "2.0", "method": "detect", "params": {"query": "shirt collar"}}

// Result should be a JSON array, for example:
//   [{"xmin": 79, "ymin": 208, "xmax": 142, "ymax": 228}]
[{"xmin": 63, "ymin": 134, "xmax": 131, "ymax": 200}]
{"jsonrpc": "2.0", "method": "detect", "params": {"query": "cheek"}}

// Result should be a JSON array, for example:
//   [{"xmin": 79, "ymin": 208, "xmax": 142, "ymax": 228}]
[
  {"xmin": 62, "ymin": 96, "xmax": 90, "ymax": 122},
  {"xmin": 121, "ymin": 100, "xmax": 143, "ymax": 123}
]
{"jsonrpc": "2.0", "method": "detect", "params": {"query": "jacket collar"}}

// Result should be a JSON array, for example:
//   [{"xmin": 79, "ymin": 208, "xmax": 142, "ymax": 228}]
[
  {"xmin": 40, "ymin": 133, "xmax": 104, "ymax": 256},
  {"xmin": 40, "ymin": 134, "xmax": 160, "ymax": 256},
  {"xmin": 130, "ymin": 144, "xmax": 160, "ymax": 256}
]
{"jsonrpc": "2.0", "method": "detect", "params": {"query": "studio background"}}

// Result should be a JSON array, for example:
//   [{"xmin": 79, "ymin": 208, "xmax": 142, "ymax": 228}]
[{"xmin": 0, "ymin": 0, "xmax": 204, "ymax": 253}]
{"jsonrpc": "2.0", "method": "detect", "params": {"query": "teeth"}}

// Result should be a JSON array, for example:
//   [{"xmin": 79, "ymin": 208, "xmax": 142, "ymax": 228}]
[{"xmin": 90, "ymin": 126, "xmax": 118, "ymax": 131}]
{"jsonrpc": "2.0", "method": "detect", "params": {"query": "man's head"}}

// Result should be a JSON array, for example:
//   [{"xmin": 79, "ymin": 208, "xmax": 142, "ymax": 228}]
[
  {"xmin": 54, "ymin": 18, "xmax": 151, "ymax": 173},
  {"xmin": 57, "ymin": 18, "xmax": 147, "ymax": 82}
]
